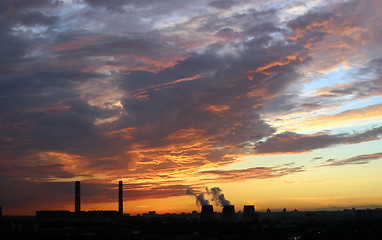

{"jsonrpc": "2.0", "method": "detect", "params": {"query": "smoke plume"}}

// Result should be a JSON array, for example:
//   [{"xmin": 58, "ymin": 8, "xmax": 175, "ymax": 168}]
[
  {"xmin": 206, "ymin": 187, "xmax": 231, "ymax": 206},
  {"xmin": 186, "ymin": 188, "xmax": 210, "ymax": 206}
]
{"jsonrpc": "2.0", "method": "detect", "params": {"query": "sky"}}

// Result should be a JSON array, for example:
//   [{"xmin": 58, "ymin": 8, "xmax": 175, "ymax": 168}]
[{"xmin": 1, "ymin": 0, "xmax": 382, "ymax": 215}]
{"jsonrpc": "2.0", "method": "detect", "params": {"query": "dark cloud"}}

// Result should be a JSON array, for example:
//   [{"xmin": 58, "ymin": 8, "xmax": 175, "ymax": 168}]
[
  {"xmin": 0, "ymin": 164, "xmax": 76, "ymax": 181},
  {"xmin": 1, "ymin": 0, "xmax": 382, "ymax": 214},
  {"xmin": 0, "ymin": 69, "xmax": 125, "ymax": 163},
  {"xmin": 0, "ymin": 178, "xmax": 74, "ymax": 214},
  {"xmin": 208, "ymin": 0, "xmax": 236, "ymax": 9},
  {"xmin": 12, "ymin": 11, "xmax": 59, "ymax": 26},
  {"xmin": 83, "ymin": 0, "xmax": 143, "ymax": 8},
  {"xmin": 82, "ymin": 0, "xmax": 205, "ymax": 15},
  {"xmin": 193, "ymin": 7, "xmax": 279, "ymax": 35},
  {"xmin": 0, "ymin": 19, "xmax": 28, "ymax": 66},
  {"xmin": 254, "ymin": 126, "xmax": 382, "ymax": 154},
  {"xmin": 0, "ymin": 0, "xmax": 324, "ymax": 210},
  {"xmin": 321, "ymin": 152, "xmax": 382, "ymax": 167},
  {"xmin": 0, "ymin": 0, "xmax": 63, "ymax": 15},
  {"xmin": 114, "ymin": 40, "xmax": 298, "ymax": 165},
  {"xmin": 311, "ymin": 157, "xmax": 322, "ymax": 162}
]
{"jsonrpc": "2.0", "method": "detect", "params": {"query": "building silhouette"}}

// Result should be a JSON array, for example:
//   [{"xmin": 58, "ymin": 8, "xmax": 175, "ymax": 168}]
[
  {"xmin": 119, "ymin": 180, "xmax": 123, "ymax": 214},
  {"xmin": 222, "ymin": 205, "xmax": 236, "ymax": 221},
  {"xmin": 243, "ymin": 205, "xmax": 256, "ymax": 221},
  {"xmin": 201, "ymin": 205, "xmax": 214, "ymax": 221},
  {"xmin": 75, "ymin": 181, "xmax": 81, "ymax": 213}
]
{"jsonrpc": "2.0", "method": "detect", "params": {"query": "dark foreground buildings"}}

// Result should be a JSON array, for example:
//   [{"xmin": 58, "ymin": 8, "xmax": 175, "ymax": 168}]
[
  {"xmin": 36, "ymin": 180, "xmax": 124, "ymax": 219},
  {"xmin": 243, "ymin": 205, "xmax": 256, "ymax": 221},
  {"xmin": 2, "ymin": 182, "xmax": 382, "ymax": 239},
  {"xmin": 2, "ymin": 208, "xmax": 382, "ymax": 240},
  {"xmin": 75, "ymin": 181, "xmax": 80, "ymax": 214},
  {"xmin": 118, "ymin": 180, "xmax": 123, "ymax": 214},
  {"xmin": 200, "ymin": 205, "xmax": 214, "ymax": 221},
  {"xmin": 222, "ymin": 205, "xmax": 236, "ymax": 222}
]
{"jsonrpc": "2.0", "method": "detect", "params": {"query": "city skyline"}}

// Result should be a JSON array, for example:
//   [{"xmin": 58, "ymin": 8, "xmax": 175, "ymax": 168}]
[
  {"xmin": 1, "ymin": 0, "xmax": 382, "ymax": 215},
  {"xmin": 15, "ymin": 180, "xmax": 382, "ymax": 217}
]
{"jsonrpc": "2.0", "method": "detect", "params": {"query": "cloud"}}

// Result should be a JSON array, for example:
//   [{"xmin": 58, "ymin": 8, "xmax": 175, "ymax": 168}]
[
  {"xmin": 311, "ymin": 157, "xmax": 322, "ymax": 162},
  {"xmin": 254, "ymin": 126, "xmax": 382, "ymax": 154},
  {"xmin": 0, "ymin": 0, "xmax": 63, "ymax": 16},
  {"xmin": 208, "ymin": 0, "xmax": 236, "ymax": 9},
  {"xmin": 1, "ymin": 0, "xmax": 382, "ymax": 214},
  {"xmin": 200, "ymin": 166, "xmax": 304, "ymax": 182},
  {"xmin": 272, "ymin": 103, "xmax": 382, "ymax": 133},
  {"xmin": 261, "ymin": 58, "xmax": 382, "ymax": 133},
  {"xmin": 286, "ymin": 0, "xmax": 382, "ymax": 73},
  {"xmin": 320, "ymin": 152, "xmax": 382, "ymax": 167},
  {"xmin": 186, "ymin": 188, "xmax": 210, "ymax": 206}
]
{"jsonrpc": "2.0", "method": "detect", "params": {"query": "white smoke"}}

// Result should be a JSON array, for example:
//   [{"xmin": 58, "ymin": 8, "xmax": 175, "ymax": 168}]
[
  {"xmin": 186, "ymin": 188, "xmax": 210, "ymax": 206},
  {"xmin": 206, "ymin": 187, "xmax": 231, "ymax": 206}
]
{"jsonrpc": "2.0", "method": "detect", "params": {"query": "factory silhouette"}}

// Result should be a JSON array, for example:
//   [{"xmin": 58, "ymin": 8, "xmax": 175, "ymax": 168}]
[
  {"xmin": 37, "ymin": 181, "xmax": 125, "ymax": 219},
  {"xmin": 2, "ymin": 181, "xmax": 382, "ymax": 239},
  {"xmin": 30, "ymin": 181, "xmax": 382, "ymax": 223},
  {"xmin": 35, "ymin": 181, "xmax": 258, "ymax": 221}
]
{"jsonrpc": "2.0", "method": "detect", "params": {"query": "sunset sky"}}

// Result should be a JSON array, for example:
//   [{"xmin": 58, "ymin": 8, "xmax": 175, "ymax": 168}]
[{"xmin": 1, "ymin": 0, "xmax": 382, "ymax": 215}]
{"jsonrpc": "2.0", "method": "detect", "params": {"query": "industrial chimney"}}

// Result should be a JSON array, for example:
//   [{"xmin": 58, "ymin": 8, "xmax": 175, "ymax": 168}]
[
  {"xmin": 118, "ymin": 180, "xmax": 123, "ymax": 214},
  {"xmin": 201, "ymin": 205, "xmax": 214, "ymax": 221},
  {"xmin": 75, "ymin": 181, "xmax": 81, "ymax": 213},
  {"xmin": 242, "ymin": 205, "xmax": 256, "ymax": 221},
  {"xmin": 222, "ymin": 205, "xmax": 235, "ymax": 221}
]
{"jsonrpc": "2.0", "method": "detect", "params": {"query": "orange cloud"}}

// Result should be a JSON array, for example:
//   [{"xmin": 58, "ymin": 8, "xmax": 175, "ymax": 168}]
[
  {"xmin": 151, "ymin": 74, "xmax": 203, "ymax": 89},
  {"xmin": 106, "ymin": 127, "xmax": 136, "ymax": 140},
  {"xmin": 205, "ymin": 104, "xmax": 230, "ymax": 113},
  {"xmin": 166, "ymin": 128, "xmax": 205, "ymax": 141},
  {"xmin": 253, "ymin": 54, "xmax": 305, "ymax": 74},
  {"xmin": 200, "ymin": 166, "xmax": 304, "ymax": 183},
  {"xmin": 131, "ymin": 74, "xmax": 203, "ymax": 99},
  {"xmin": 274, "ymin": 103, "xmax": 382, "ymax": 133}
]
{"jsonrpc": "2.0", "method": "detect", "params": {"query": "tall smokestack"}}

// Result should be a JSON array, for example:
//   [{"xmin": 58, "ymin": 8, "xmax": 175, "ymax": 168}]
[
  {"xmin": 75, "ymin": 181, "xmax": 80, "ymax": 213},
  {"xmin": 201, "ymin": 205, "xmax": 214, "ymax": 221},
  {"xmin": 222, "ymin": 205, "xmax": 235, "ymax": 222},
  {"xmin": 118, "ymin": 180, "xmax": 123, "ymax": 214}
]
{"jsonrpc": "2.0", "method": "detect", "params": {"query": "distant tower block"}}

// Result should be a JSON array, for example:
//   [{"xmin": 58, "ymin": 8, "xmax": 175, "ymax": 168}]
[
  {"xmin": 243, "ymin": 205, "xmax": 256, "ymax": 220},
  {"xmin": 118, "ymin": 180, "xmax": 123, "ymax": 214},
  {"xmin": 201, "ymin": 205, "xmax": 214, "ymax": 221},
  {"xmin": 75, "ymin": 181, "xmax": 81, "ymax": 213},
  {"xmin": 222, "ymin": 205, "xmax": 236, "ymax": 221}
]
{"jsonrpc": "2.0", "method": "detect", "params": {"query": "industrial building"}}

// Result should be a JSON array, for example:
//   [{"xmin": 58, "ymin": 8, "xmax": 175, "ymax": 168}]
[{"xmin": 36, "ymin": 180, "xmax": 124, "ymax": 219}]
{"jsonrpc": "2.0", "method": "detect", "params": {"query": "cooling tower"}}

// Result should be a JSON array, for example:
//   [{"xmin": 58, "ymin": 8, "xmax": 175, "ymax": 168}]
[
  {"xmin": 242, "ymin": 205, "xmax": 256, "ymax": 220},
  {"xmin": 75, "ymin": 181, "xmax": 81, "ymax": 213},
  {"xmin": 222, "ymin": 205, "xmax": 235, "ymax": 221},
  {"xmin": 201, "ymin": 205, "xmax": 214, "ymax": 221},
  {"xmin": 118, "ymin": 180, "xmax": 123, "ymax": 214}
]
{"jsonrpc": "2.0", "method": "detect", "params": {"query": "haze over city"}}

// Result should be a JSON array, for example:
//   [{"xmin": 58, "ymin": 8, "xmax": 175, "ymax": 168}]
[{"xmin": 1, "ymin": 0, "xmax": 382, "ymax": 216}]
